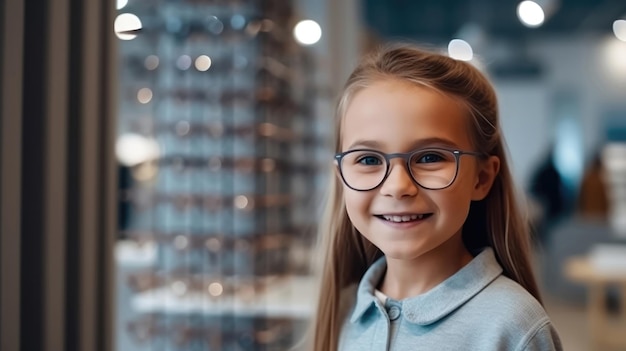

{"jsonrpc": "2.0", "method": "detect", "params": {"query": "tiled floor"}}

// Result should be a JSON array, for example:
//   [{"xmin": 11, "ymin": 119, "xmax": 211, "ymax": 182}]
[
  {"xmin": 534, "ymin": 246, "xmax": 592, "ymax": 351},
  {"xmin": 543, "ymin": 294, "xmax": 590, "ymax": 351}
]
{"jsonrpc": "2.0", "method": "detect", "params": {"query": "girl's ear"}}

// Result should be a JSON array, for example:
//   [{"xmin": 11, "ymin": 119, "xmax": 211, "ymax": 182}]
[{"xmin": 471, "ymin": 156, "xmax": 500, "ymax": 201}]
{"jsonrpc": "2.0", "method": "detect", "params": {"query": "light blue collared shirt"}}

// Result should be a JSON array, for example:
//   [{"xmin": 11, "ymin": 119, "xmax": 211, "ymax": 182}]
[{"xmin": 339, "ymin": 248, "xmax": 562, "ymax": 351}]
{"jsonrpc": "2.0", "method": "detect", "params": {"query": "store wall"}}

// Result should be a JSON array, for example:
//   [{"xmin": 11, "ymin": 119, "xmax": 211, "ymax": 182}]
[
  {"xmin": 494, "ymin": 35, "xmax": 626, "ymax": 189},
  {"xmin": 293, "ymin": 0, "xmax": 364, "ymax": 207},
  {"xmin": 295, "ymin": 0, "xmax": 363, "ymax": 94}
]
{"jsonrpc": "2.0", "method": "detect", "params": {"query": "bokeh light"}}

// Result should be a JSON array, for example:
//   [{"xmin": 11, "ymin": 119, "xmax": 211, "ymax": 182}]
[
  {"xmin": 116, "ymin": 0, "xmax": 128, "ymax": 10},
  {"xmin": 517, "ymin": 1, "xmax": 545, "ymax": 28},
  {"xmin": 114, "ymin": 13, "xmax": 142, "ymax": 40},
  {"xmin": 613, "ymin": 19, "xmax": 626, "ymax": 42},
  {"xmin": 115, "ymin": 133, "xmax": 160, "ymax": 167},
  {"xmin": 144, "ymin": 55, "xmax": 159, "ymax": 70},
  {"xmin": 195, "ymin": 55, "xmax": 212, "ymax": 71},
  {"xmin": 293, "ymin": 20, "xmax": 322, "ymax": 45},
  {"xmin": 448, "ymin": 39, "xmax": 474, "ymax": 61},
  {"xmin": 137, "ymin": 88, "xmax": 153, "ymax": 104}
]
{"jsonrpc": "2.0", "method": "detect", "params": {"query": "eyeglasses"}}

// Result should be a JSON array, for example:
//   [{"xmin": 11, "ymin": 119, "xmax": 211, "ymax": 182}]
[{"xmin": 334, "ymin": 147, "xmax": 485, "ymax": 191}]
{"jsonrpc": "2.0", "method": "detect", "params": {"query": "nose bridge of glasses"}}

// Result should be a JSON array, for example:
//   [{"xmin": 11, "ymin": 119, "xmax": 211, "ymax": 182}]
[
  {"xmin": 386, "ymin": 152, "xmax": 414, "ymax": 172},
  {"xmin": 385, "ymin": 153, "xmax": 416, "ymax": 183},
  {"xmin": 386, "ymin": 152, "xmax": 413, "ymax": 164}
]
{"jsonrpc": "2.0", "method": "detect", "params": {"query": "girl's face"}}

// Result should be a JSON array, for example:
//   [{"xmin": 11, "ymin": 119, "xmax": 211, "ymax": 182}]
[{"xmin": 339, "ymin": 79, "xmax": 498, "ymax": 262}]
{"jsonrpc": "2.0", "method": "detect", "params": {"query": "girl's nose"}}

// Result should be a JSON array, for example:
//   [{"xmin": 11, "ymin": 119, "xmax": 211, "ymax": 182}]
[{"xmin": 379, "ymin": 161, "xmax": 419, "ymax": 198}]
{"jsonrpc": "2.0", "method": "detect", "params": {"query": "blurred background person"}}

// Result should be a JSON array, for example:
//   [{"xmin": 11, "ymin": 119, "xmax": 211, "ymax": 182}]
[
  {"xmin": 528, "ymin": 145, "xmax": 568, "ymax": 247},
  {"xmin": 577, "ymin": 150, "xmax": 609, "ymax": 220}
]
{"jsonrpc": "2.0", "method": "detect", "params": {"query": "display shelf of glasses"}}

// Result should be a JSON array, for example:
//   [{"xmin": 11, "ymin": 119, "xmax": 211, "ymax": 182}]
[
  {"xmin": 129, "ymin": 274, "xmax": 316, "ymax": 318},
  {"xmin": 116, "ymin": 0, "xmax": 320, "ymax": 349},
  {"xmin": 127, "ymin": 314, "xmax": 304, "ymax": 350}
]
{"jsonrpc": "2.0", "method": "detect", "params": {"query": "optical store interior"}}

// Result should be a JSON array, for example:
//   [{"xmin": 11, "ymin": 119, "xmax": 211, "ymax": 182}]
[{"xmin": 2, "ymin": 0, "xmax": 626, "ymax": 350}]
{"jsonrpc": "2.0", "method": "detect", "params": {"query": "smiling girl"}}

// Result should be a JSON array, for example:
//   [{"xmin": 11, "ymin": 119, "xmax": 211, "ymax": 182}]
[{"xmin": 310, "ymin": 44, "xmax": 562, "ymax": 350}]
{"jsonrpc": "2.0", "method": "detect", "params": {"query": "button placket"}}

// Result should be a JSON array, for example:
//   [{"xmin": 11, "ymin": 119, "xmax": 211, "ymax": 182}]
[
  {"xmin": 385, "ymin": 300, "xmax": 402, "ymax": 321},
  {"xmin": 388, "ymin": 305, "xmax": 401, "ymax": 320}
]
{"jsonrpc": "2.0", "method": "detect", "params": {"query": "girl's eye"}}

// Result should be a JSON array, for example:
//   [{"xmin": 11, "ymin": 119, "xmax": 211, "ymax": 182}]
[
  {"xmin": 416, "ymin": 153, "xmax": 444, "ymax": 163},
  {"xmin": 357, "ymin": 155, "xmax": 383, "ymax": 165}
]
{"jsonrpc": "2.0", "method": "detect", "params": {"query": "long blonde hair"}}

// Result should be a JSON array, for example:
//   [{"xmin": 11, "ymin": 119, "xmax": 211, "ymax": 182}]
[{"xmin": 310, "ymin": 44, "xmax": 540, "ymax": 351}]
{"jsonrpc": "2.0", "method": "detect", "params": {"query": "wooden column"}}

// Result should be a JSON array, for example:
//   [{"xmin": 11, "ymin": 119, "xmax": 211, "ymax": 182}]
[
  {"xmin": 1, "ymin": 0, "xmax": 24, "ymax": 350},
  {"xmin": 1, "ymin": 0, "xmax": 116, "ymax": 350}
]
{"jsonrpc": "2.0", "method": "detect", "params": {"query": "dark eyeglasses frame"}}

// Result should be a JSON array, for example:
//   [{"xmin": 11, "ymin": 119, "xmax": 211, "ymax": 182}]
[{"xmin": 334, "ymin": 147, "xmax": 486, "ymax": 192}]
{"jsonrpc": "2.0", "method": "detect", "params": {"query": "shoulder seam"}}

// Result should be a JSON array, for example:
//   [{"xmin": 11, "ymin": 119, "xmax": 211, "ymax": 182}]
[{"xmin": 516, "ymin": 318, "xmax": 551, "ymax": 351}]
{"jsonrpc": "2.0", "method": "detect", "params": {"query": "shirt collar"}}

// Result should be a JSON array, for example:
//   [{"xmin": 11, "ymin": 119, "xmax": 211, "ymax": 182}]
[{"xmin": 349, "ymin": 247, "xmax": 503, "ymax": 325}]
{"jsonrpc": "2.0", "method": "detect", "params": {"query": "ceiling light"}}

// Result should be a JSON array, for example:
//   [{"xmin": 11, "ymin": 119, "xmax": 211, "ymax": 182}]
[
  {"xmin": 114, "ymin": 13, "xmax": 142, "ymax": 40},
  {"xmin": 293, "ymin": 20, "xmax": 322, "ymax": 46},
  {"xmin": 116, "ymin": 0, "xmax": 128, "ymax": 10},
  {"xmin": 448, "ymin": 39, "xmax": 473, "ymax": 61},
  {"xmin": 517, "ymin": 1, "xmax": 545, "ymax": 28},
  {"xmin": 613, "ymin": 19, "xmax": 626, "ymax": 42}
]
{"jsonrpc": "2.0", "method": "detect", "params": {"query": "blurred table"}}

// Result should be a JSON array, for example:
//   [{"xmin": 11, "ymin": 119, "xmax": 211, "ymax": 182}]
[{"xmin": 564, "ymin": 256, "xmax": 626, "ymax": 350}]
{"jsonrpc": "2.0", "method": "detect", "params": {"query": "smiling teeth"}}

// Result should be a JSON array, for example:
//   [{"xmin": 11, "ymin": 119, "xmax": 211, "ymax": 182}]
[{"xmin": 383, "ymin": 214, "xmax": 424, "ymax": 222}]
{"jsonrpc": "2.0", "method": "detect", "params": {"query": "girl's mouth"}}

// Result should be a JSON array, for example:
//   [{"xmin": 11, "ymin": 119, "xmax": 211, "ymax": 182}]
[{"xmin": 375, "ymin": 214, "xmax": 433, "ymax": 223}]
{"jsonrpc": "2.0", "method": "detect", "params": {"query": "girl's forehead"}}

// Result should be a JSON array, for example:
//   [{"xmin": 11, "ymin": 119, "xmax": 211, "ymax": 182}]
[{"xmin": 340, "ymin": 80, "xmax": 473, "ymax": 151}]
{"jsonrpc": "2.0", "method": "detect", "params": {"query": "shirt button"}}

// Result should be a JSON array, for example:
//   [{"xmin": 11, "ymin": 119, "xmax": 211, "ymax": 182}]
[{"xmin": 388, "ymin": 306, "xmax": 401, "ymax": 321}]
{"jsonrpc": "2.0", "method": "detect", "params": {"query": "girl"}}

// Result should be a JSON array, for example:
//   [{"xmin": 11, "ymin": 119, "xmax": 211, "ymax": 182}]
[{"xmin": 311, "ymin": 44, "xmax": 562, "ymax": 350}]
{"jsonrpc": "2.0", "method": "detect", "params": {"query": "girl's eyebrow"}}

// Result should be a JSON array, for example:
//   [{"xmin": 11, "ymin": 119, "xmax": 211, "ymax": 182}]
[
  {"xmin": 346, "ymin": 140, "xmax": 383, "ymax": 149},
  {"xmin": 346, "ymin": 137, "xmax": 461, "ymax": 150},
  {"xmin": 411, "ymin": 137, "xmax": 462, "ymax": 149}
]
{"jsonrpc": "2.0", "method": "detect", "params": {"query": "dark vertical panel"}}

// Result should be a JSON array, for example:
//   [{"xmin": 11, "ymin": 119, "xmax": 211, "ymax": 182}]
[
  {"xmin": 5, "ymin": 0, "xmax": 113, "ymax": 349},
  {"xmin": 0, "ymin": 0, "xmax": 3, "ymax": 299},
  {"xmin": 20, "ymin": 0, "xmax": 48, "ymax": 349},
  {"xmin": 76, "ymin": 0, "xmax": 103, "ymax": 349},
  {"xmin": 0, "ymin": 0, "xmax": 23, "ymax": 350},
  {"xmin": 98, "ymin": 0, "xmax": 117, "ymax": 350},
  {"xmin": 1, "ymin": 0, "xmax": 4, "ymax": 288},
  {"xmin": 64, "ymin": 0, "xmax": 82, "ymax": 349},
  {"xmin": 43, "ymin": 0, "xmax": 69, "ymax": 348},
  {"xmin": 0, "ymin": 0, "xmax": 4, "ymax": 120}
]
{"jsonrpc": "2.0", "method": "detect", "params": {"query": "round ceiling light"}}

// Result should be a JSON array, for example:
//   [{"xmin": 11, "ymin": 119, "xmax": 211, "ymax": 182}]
[
  {"xmin": 517, "ymin": 1, "xmax": 545, "ymax": 28},
  {"xmin": 613, "ymin": 19, "xmax": 626, "ymax": 42},
  {"xmin": 448, "ymin": 39, "xmax": 474, "ymax": 61},
  {"xmin": 293, "ymin": 20, "xmax": 322, "ymax": 46}
]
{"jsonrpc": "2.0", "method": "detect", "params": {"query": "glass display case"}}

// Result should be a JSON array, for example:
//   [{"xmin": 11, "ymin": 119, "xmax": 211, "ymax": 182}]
[{"xmin": 114, "ymin": 1, "xmax": 324, "ymax": 350}]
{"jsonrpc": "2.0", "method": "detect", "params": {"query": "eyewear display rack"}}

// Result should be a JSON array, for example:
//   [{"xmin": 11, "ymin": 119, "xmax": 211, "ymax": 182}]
[{"xmin": 115, "ymin": 0, "xmax": 320, "ymax": 350}]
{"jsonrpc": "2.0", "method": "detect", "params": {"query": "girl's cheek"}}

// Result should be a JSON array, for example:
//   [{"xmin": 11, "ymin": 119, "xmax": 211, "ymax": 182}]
[{"xmin": 343, "ymin": 191, "xmax": 363, "ymax": 212}]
